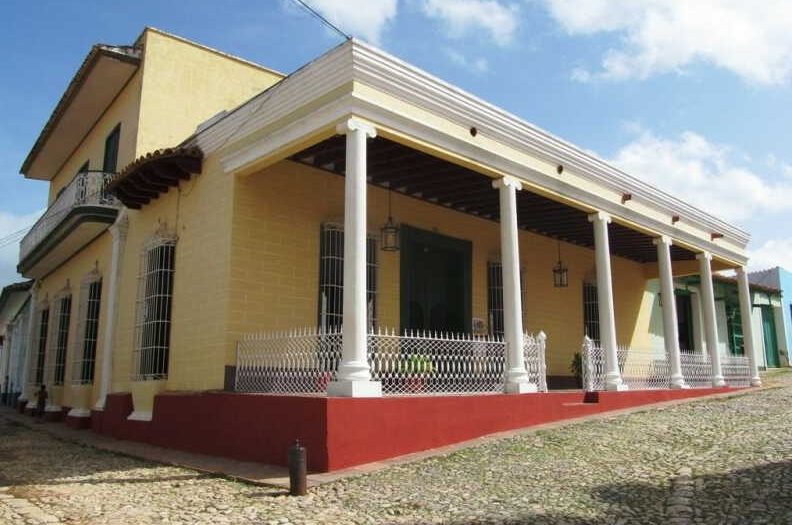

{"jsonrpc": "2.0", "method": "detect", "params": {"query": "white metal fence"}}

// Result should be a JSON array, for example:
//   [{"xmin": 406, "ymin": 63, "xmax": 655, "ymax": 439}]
[
  {"xmin": 20, "ymin": 171, "xmax": 118, "ymax": 261},
  {"xmin": 235, "ymin": 328, "xmax": 548, "ymax": 396},
  {"xmin": 581, "ymin": 337, "xmax": 751, "ymax": 391}
]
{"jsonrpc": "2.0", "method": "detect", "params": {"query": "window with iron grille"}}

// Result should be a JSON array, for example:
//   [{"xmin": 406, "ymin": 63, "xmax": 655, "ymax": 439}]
[
  {"xmin": 317, "ymin": 223, "xmax": 377, "ymax": 331},
  {"xmin": 50, "ymin": 294, "xmax": 72, "ymax": 385},
  {"xmin": 487, "ymin": 262, "xmax": 504, "ymax": 336},
  {"xmin": 487, "ymin": 261, "xmax": 526, "ymax": 336},
  {"xmin": 133, "ymin": 236, "xmax": 176, "ymax": 380},
  {"xmin": 32, "ymin": 307, "xmax": 49, "ymax": 386},
  {"xmin": 72, "ymin": 274, "xmax": 102, "ymax": 384},
  {"xmin": 583, "ymin": 282, "xmax": 600, "ymax": 344}
]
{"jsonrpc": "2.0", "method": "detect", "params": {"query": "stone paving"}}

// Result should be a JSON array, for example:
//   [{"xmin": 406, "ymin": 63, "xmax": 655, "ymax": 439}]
[{"xmin": 1, "ymin": 370, "xmax": 792, "ymax": 524}]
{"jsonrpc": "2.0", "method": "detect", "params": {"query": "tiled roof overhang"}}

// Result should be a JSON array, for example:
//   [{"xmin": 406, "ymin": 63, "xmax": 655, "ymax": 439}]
[{"xmin": 108, "ymin": 147, "xmax": 203, "ymax": 209}]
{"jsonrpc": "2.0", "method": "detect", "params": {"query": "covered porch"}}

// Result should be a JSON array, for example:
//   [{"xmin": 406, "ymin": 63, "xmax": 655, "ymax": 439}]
[{"xmin": 226, "ymin": 120, "xmax": 759, "ymax": 396}]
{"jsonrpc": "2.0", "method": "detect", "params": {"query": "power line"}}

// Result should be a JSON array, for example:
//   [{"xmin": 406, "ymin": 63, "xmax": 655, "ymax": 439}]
[
  {"xmin": 291, "ymin": 0, "xmax": 351, "ymax": 41},
  {"xmin": 0, "ymin": 182, "xmax": 116, "ymax": 250}
]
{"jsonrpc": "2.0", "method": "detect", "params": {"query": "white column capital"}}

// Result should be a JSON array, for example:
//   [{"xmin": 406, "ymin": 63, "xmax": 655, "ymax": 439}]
[
  {"xmin": 652, "ymin": 235, "xmax": 673, "ymax": 247},
  {"xmin": 695, "ymin": 251, "xmax": 712, "ymax": 262},
  {"xmin": 336, "ymin": 117, "xmax": 377, "ymax": 139},
  {"xmin": 588, "ymin": 211, "xmax": 611, "ymax": 224},
  {"xmin": 492, "ymin": 175, "xmax": 522, "ymax": 191}
]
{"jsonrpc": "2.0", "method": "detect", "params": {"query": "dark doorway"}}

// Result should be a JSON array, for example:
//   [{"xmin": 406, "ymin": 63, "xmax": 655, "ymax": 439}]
[
  {"xmin": 676, "ymin": 292, "xmax": 694, "ymax": 351},
  {"xmin": 400, "ymin": 226, "xmax": 471, "ymax": 333}
]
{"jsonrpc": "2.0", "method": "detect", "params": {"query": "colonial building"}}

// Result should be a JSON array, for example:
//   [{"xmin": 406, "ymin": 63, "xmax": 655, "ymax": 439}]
[
  {"xmin": 13, "ymin": 28, "xmax": 765, "ymax": 471},
  {"xmin": 0, "ymin": 281, "xmax": 32, "ymax": 406}
]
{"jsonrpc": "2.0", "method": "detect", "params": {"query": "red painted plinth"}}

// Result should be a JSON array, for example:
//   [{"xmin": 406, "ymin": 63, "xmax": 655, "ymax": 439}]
[
  {"xmin": 91, "ymin": 393, "xmax": 151, "ymax": 443},
  {"xmin": 43, "ymin": 410, "xmax": 63, "ymax": 422},
  {"xmin": 65, "ymin": 414, "xmax": 92, "ymax": 430},
  {"xmin": 16, "ymin": 399, "xmax": 27, "ymax": 414},
  {"xmin": 89, "ymin": 387, "xmax": 738, "ymax": 472}
]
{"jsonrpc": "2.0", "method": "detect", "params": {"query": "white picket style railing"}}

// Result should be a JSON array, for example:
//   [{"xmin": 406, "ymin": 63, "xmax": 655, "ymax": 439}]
[
  {"xmin": 581, "ymin": 337, "xmax": 751, "ymax": 391},
  {"xmin": 235, "ymin": 327, "xmax": 548, "ymax": 396}
]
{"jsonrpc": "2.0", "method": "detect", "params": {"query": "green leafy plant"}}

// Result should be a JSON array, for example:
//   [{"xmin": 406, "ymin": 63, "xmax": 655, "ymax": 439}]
[{"xmin": 399, "ymin": 354, "xmax": 435, "ymax": 376}]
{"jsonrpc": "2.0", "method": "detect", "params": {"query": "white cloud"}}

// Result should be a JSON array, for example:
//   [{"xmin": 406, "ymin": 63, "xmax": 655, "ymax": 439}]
[
  {"xmin": 748, "ymin": 238, "xmax": 792, "ymax": 272},
  {"xmin": 422, "ymin": 0, "xmax": 520, "ymax": 46},
  {"xmin": 608, "ymin": 129, "xmax": 792, "ymax": 224},
  {"xmin": 0, "ymin": 209, "xmax": 42, "ymax": 287},
  {"xmin": 542, "ymin": 0, "xmax": 792, "ymax": 84},
  {"xmin": 304, "ymin": 0, "xmax": 398, "ymax": 45},
  {"xmin": 445, "ymin": 49, "xmax": 489, "ymax": 73}
]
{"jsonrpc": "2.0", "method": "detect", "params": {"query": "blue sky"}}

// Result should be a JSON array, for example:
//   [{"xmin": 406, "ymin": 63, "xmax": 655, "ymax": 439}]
[{"xmin": 2, "ymin": 0, "xmax": 792, "ymax": 285}]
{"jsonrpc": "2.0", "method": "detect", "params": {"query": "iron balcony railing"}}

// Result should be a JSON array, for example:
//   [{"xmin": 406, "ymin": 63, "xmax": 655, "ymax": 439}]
[{"xmin": 20, "ymin": 171, "xmax": 119, "ymax": 261}]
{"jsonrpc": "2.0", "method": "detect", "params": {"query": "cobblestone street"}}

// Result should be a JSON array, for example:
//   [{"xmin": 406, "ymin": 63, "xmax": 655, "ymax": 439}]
[{"xmin": 2, "ymin": 371, "xmax": 792, "ymax": 524}]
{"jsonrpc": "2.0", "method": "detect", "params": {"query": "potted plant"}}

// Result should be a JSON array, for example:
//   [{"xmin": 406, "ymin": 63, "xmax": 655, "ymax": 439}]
[{"xmin": 399, "ymin": 354, "xmax": 435, "ymax": 393}]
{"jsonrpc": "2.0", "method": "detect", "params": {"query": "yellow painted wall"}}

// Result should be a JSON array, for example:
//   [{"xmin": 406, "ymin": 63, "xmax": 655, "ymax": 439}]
[
  {"xmin": 32, "ymin": 232, "xmax": 112, "ymax": 410},
  {"xmin": 48, "ymin": 72, "xmax": 143, "ymax": 202},
  {"xmin": 135, "ymin": 29, "xmax": 282, "ymax": 156},
  {"xmin": 112, "ymin": 155, "xmax": 235, "ymax": 411},
  {"xmin": 34, "ymin": 28, "xmax": 284, "ymax": 413},
  {"xmin": 228, "ymin": 160, "xmax": 651, "ymax": 379}
]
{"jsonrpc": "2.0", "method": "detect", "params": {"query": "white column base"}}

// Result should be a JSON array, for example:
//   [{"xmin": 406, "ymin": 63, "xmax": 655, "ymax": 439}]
[
  {"xmin": 92, "ymin": 399, "xmax": 105, "ymax": 411},
  {"xmin": 44, "ymin": 405, "xmax": 62, "ymax": 413},
  {"xmin": 67, "ymin": 408, "xmax": 91, "ymax": 419},
  {"xmin": 670, "ymin": 376, "xmax": 690, "ymax": 389},
  {"xmin": 25, "ymin": 400, "xmax": 36, "ymax": 410},
  {"xmin": 505, "ymin": 381, "xmax": 538, "ymax": 394},
  {"xmin": 326, "ymin": 380, "xmax": 382, "ymax": 398},
  {"xmin": 750, "ymin": 377, "xmax": 762, "ymax": 387},
  {"xmin": 712, "ymin": 376, "xmax": 726, "ymax": 387},
  {"xmin": 605, "ymin": 377, "xmax": 630, "ymax": 391},
  {"xmin": 127, "ymin": 410, "xmax": 152, "ymax": 422}
]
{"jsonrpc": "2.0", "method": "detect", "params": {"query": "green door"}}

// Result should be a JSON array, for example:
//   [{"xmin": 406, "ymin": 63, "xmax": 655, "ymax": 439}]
[
  {"xmin": 401, "ymin": 226, "xmax": 471, "ymax": 333},
  {"xmin": 761, "ymin": 306, "xmax": 780, "ymax": 368}
]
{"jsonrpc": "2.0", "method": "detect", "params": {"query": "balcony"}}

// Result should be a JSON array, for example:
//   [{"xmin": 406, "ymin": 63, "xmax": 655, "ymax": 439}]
[{"xmin": 19, "ymin": 171, "xmax": 120, "ymax": 278}]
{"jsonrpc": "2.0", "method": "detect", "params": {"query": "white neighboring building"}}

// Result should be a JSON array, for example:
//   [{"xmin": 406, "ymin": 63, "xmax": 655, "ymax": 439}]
[{"xmin": 0, "ymin": 281, "xmax": 32, "ymax": 405}]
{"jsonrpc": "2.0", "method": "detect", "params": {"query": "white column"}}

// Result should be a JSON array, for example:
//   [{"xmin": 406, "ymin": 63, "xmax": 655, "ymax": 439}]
[
  {"xmin": 19, "ymin": 285, "xmax": 37, "ymax": 407},
  {"xmin": 94, "ymin": 211, "xmax": 129, "ymax": 410},
  {"xmin": 654, "ymin": 236, "xmax": 688, "ymax": 389},
  {"xmin": 736, "ymin": 267, "xmax": 762, "ymax": 386},
  {"xmin": 588, "ymin": 212, "xmax": 627, "ymax": 391},
  {"xmin": 327, "ymin": 117, "xmax": 381, "ymax": 398},
  {"xmin": 0, "ymin": 324, "xmax": 10, "ymax": 399},
  {"xmin": 696, "ymin": 252, "xmax": 726, "ymax": 387},
  {"xmin": 493, "ymin": 176, "xmax": 537, "ymax": 394}
]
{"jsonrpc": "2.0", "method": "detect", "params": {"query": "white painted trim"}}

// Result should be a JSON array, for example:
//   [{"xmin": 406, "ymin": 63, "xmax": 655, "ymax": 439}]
[
  {"xmin": 67, "ymin": 408, "xmax": 91, "ymax": 418},
  {"xmin": 197, "ymin": 39, "xmax": 748, "ymax": 262},
  {"xmin": 127, "ymin": 410, "xmax": 152, "ymax": 422}
]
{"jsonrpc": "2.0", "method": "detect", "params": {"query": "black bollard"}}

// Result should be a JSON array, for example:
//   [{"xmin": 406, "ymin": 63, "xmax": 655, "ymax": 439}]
[{"xmin": 289, "ymin": 439, "xmax": 307, "ymax": 496}]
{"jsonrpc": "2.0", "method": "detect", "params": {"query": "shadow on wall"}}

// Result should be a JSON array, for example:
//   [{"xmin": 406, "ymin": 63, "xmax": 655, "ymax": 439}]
[{"xmin": 443, "ymin": 460, "xmax": 792, "ymax": 524}]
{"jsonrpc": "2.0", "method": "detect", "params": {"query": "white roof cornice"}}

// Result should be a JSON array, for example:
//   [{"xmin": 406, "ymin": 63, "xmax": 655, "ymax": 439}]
[{"xmin": 193, "ymin": 39, "xmax": 749, "ymax": 260}]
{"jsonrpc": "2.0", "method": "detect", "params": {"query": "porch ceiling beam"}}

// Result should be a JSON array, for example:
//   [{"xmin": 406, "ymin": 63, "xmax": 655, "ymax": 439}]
[
  {"xmin": 368, "ymin": 150, "xmax": 435, "ymax": 172},
  {"xmin": 368, "ymin": 159, "xmax": 449, "ymax": 182},
  {"xmin": 401, "ymin": 174, "xmax": 488, "ymax": 195}
]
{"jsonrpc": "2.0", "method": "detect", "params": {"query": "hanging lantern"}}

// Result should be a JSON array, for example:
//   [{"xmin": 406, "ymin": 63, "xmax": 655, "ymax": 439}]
[
  {"xmin": 552, "ymin": 240, "xmax": 568, "ymax": 288},
  {"xmin": 380, "ymin": 189, "xmax": 400, "ymax": 251}
]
